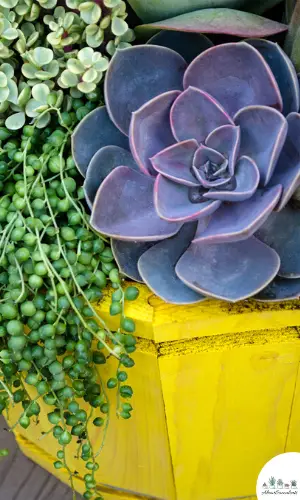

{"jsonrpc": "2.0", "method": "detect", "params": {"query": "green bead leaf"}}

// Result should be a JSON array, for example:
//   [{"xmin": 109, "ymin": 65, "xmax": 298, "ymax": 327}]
[
  {"xmin": 136, "ymin": 8, "xmax": 288, "ymax": 38},
  {"xmin": 32, "ymin": 83, "xmax": 50, "ymax": 103},
  {"xmin": 33, "ymin": 47, "xmax": 53, "ymax": 66},
  {"xmin": 5, "ymin": 112, "xmax": 26, "ymax": 130},
  {"xmin": 79, "ymin": 2, "xmax": 102, "ymax": 24},
  {"xmin": 128, "ymin": 0, "xmax": 284, "ymax": 23},
  {"xmin": 111, "ymin": 17, "xmax": 128, "ymax": 36}
]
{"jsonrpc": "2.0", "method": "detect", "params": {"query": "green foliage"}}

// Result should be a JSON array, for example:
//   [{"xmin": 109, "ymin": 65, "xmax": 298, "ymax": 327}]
[
  {"xmin": 0, "ymin": 105, "xmax": 137, "ymax": 500},
  {"xmin": 0, "ymin": 0, "xmax": 135, "ymax": 130},
  {"xmin": 285, "ymin": 0, "xmax": 300, "ymax": 70}
]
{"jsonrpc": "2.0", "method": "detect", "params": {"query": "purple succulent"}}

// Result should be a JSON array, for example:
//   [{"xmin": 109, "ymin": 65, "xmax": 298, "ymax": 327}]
[{"xmin": 73, "ymin": 33, "xmax": 300, "ymax": 304}]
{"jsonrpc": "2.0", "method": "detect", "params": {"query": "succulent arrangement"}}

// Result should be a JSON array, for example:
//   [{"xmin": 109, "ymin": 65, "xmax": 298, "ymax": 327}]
[
  {"xmin": 2, "ymin": 0, "xmax": 300, "ymax": 498},
  {"xmin": 0, "ymin": 0, "xmax": 135, "ymax": 131}
]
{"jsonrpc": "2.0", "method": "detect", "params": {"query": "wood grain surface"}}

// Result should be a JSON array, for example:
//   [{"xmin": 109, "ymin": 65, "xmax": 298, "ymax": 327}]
[{"xmin": 0, "ymin": 416, "xmax": 77, "ymax": 500}]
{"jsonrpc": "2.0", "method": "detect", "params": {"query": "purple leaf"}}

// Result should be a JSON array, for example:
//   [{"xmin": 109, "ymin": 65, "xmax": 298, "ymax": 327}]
[
  {"xmin": 154, "ymin": 173, "xmax": 221, "ymax": 222},
  {"xmin": 130, "ymin": 90, "xmax": 180, "ymax": 176},
  {"xmin": 151, "ymin": 140, "xmax": 199, "ymax": 187},
  {"xmin": 205, "ymin": 124, "xmax": 240, "ymax": 175},
  {"xmin": 203, "ymin": 156, "xmax": 260, "ymax": 202},
  {"xmin": 84, "ymin": 146, "xmax": 139, "ymax": 209},
  {"xmin": 184, "ymin": 42, "xmax": 283, "ymax": 118},
  {"xmin": 234, "ymin": 105, "xmax": 287, "ymax": 186},
  {"xmin": 256, "ymin": 205, "xmax": 300, "ymax": 278},
  {"xmin": 138, "ymin": 223, "xmax": 206, "ymax": 304},
  {"xmin": 91, "ymin": 166, "xmax": 181, "ymax": 241},
  {"xmin": 111, "ymin": 240, "xmax": 155, "ymax": 282},
  {"xmin": 72, "ymin": 106, "xmax": 128, "ymax": 176},
  {"xmin": 176, "ymin": 236, "xmax": 280, "ymax": 302},
  {"xmin": 194, "ymin": 184, "xmax": 282, "ymax": 243},
  {"xmin": 193, "ymin": 146, "xmax": 229, "ymax": 188},
  {"xmin": 105, "ymin": 45, "xmax": 187, "ymax": 136},
  {"xmin": 246, "ymin": 39, "xmax": 300, "ymax": 116},
  {"xmin": 254, "ymin": 277, "xmax": 300, "ymax": 302},
  {"xmin": 269, "ymin": 113, "xmax": 300, "ymax": 211},
  {"xmin": 136, "ymin": 8, "xmax": 288, "ymax": 38},
  {"xmin": 147, "ymin": 31, "xmax": 213, "ymax": 64},
  {"xmin": 170, "ymin": 86, "xmax": 233, "ymax": 144}
]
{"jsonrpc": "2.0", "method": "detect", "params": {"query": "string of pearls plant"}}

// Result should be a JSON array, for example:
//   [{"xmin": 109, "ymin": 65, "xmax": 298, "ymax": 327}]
[{"xmin": 0, "ymin": 1, "xmax": 138, "ymax": 499}]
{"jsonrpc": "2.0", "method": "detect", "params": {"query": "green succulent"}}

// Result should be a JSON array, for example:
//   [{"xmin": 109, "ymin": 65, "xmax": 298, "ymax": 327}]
[
  {"xmin": 0, "ymin": 63, "xmax": 18, "ymax": 111},
  {"xmin": 25, "ymin": 83, "xmax": 52, "ymax": 128},
  {"xmin": 37, "ymin": 0, "xmax": 57, "ymax": 9},
  {"xmin": 0, "ymin": 9, "xmax": 19, "ymax": 59},
  {"xmin": 21, "ymin": 47, "xmax": 59, "ymax": 86},
  {"xmin": 0, "ymin": 0, "xmax": 18, "ymax": 8},
  {"xmin": 14, "ymin": 0, "xmax": 40, "ymax": 22},
  {"xmin": 15, "ymin": 22, "xmax": 42, "ymax": 54},
  {"xmin": 106, "ymin": 28, "xmax": 135, "ymax": 56},
  {"xmin": 44, "ymin": 6, "xmax": 84, "ymax": 49},
  {"xmin": 58, "ymin": 46, "xmax": 108, "ymax": 93}
]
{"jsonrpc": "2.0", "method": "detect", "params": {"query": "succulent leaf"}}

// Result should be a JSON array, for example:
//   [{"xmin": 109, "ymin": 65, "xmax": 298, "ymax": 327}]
[
  {"xmin": 138, "ymin": 223, "xmax": 206, "ymax": 304},
  {"xmin": 176, "ymin": 236, "xmax": 280, "ymax": 302},
  {"xmin": 130, "ymin": 90, "xmax": 180, "ymax": 176},
  {"xmin": 105, "ymin": 45, "xmax": 187, "ymax": 135},
  {"xmin": 128, "ymin": 0, "xmax": 283, "ymax": 23},
  {"xmin": 254, "ymin": 276, "xmax": 300, "ymax": 302},
  {"xmin": 72, "ymin": 106, "xmax": 129, "ymax": 175},
  {"xmin": 147, "ymin": 31, "xmax": 213, "ymax": 64},
  {"xmin": 84, "ymin": 145, "xmax": 139, "ymax": 208},
  {"xmin": 234, "ymin": 105, "xmax": 288, "ymax": 186},
  {"xmin": 135, "ymin": 8, "xmax": 287, "ymax": 38},
  {"xmin": 151, "ymin": 140, "xmax": 199, "ymax": 187},
  {"xmin": 111, "ymin": 240, "xmax": 155, "ymax": 282},
  {"xmin": 91, "ymin": 166, "xmax": 182, "ymax": 240}
]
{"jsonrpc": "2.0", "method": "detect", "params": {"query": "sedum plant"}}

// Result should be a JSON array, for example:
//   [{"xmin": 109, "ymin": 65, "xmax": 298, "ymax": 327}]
[
  {"xmin": 73, "ymin": 32, "xmax": 300, "ymax": 305},
  {"xmin": 44, "ymin": 6, "xmax": 84, "ymax": 50},
  {"xmin": 0, "ymin": 8, "xmax": 18, "ymax": 58},
  {"xmin": 59, "ymin": 47, "xmax": 109, "ymax": 94},
  {"xmin": 21, "ymin": 47, "xmax": 60, "ymax": 86}
]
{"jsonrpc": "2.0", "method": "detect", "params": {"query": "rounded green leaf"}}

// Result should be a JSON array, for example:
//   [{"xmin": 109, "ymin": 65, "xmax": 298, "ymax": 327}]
[
  {"xmin": 67, "ymin": 58, "xmax": 85, "ymax": 74},
  {"xmin": 0, "ymin": 73, "xmax": 7, "ymax": 87},
  {"xmin": 0, "ymin": 63, "xmax": 14, "ymax": 79},
  {"xmin": 36, "ymin": 111, "xmax": 50, "ymax": 128},
  {"xmin": 77, "ymin": 81, "xmax": 96, "ymax": 93},
  {"xmin": 78, "ymin": 47, "xmax": 94, "ymax": 66},
  {"xmin": 64, "ymin": 12, "xmax": 74, "ymax": 29},
  {"xmin": 32, "ymin": 83, "xmax": 50, "ymax": 103},
  {"xmin": 54, "ymin": 6, "xmax": 65, "ymax": 18},
  {"xmin": 3, "ymin": 28, "xmax": 18, "ymax": 40},
  {"xmin": 18, "ymin": 86, "xmax": 31, "ymax": 107},
  {"xmin": 104, "ymin": 0, "xmax": 121, "ymax": 7},
  {"xmin": 0, "ymin": 0, "xmax": 18, "ymax": 7},
  {"xmin": 92, "ymin": 56, "xmax": 109, "ymax": 72},
  {"xmin": 79, "ymin": 2, "xmax": 101, "ymax": 24},
  {"xmin": 22, "ymin": 63, "xmax": 37, "ymax": 79},
  {"xmin": 7, "ymin": 79, "xmax": 18, "ymax": 104},
  {"xmin": 33, "ymin": 47, "xmax": 53, "ymax": 66},
  {"xmin": 45, "ymin": 60, "xmax": 59, "ymax": 77},
  {"xmin": 111, "ymin": 17, "xmax": 128, "ymax": 36},
  {"xmin": 60, "ymin": 69, "xmax": 78, "ymax": 87},
  {"xmin": 5, "ymin": 112, "xmax": 26, "ymax": 130},
  {"xmin": 0, "ymin": 87, "xmax": 9, "ymax": 102},
  {"xmin": 25, "ymin": 98, "xmax": 40, "ymax": 117},
  {"xmin": 82, "ymin": 67, "xmax": 98, "ymax": 82}
]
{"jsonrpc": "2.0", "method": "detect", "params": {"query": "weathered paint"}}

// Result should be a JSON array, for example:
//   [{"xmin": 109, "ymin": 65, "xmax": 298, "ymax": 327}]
[{"xmin": 7, "ymin": 283, "xmax": 300, "ymax": 499}]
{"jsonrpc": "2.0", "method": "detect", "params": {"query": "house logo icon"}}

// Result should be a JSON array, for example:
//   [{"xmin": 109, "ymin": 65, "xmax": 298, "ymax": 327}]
[{"xmin": 257, "ymin": 453, "xmax": 300, "ymax": 498}]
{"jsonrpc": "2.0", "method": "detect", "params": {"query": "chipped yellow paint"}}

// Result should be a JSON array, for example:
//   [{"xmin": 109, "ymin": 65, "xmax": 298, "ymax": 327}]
[{"xmin": 8, "ymin": 283, "xmax": 300, "ymax": 500}]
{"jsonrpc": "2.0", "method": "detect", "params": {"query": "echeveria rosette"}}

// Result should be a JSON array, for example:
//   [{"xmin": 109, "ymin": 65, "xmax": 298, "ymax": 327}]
[{"xmin": 73, "ymin": 35, "xmax": 300, "ymax": 305}]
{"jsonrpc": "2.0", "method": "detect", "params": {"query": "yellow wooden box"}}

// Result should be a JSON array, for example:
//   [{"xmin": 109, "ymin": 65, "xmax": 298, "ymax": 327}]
[{"xmin": 6, "ymin": 283, "xmax": 300, "ymax": 500}]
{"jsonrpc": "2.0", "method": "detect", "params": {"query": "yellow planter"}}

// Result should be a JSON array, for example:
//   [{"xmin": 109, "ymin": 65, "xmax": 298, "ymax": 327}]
[{"xmin": 6, "ymin": 284, "xmax": 300, "ymax": 500}]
